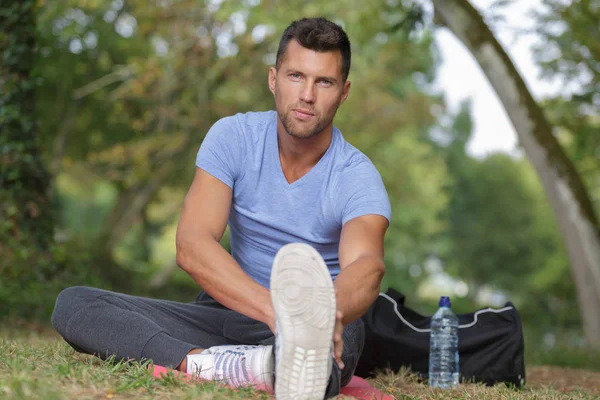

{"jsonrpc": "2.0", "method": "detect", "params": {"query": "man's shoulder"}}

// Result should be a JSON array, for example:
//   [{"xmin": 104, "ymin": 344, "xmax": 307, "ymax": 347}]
[
  {"xmin": 333, "ymin": 129, "xmax": 377, "ymax": 171},
  {"xmin": 329, "ymin": 129, "xmax": 391, "ymax": 223},
  {"xmin": 331, "ymin": 129, "xmax": 386, "ymax": 193},
  {"xmin": 206, "ymin": 110, "xmax": 274, "ymax": 146},
  {"xmin": 219, "ymin": 110, "xmax": 275, "ymax": 130}
]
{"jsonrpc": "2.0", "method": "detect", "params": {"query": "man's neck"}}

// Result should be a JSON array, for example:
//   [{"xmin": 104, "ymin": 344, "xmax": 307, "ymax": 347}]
[{"xmin": 276, "ymin": 119, "xmax": 333, "ymax": 184}]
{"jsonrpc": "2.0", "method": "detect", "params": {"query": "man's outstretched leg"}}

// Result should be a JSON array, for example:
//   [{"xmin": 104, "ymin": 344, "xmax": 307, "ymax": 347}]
[
  {"xmin": 51, "ymin": 287, "xmax": 276, "ymax": 374},
  {"xmin": 270, "ymin": 243, "xmax": 338, "ymax": 400},
  {"xmin": 51, "ymin": 287, "xmax": 222, "ymax": 368}
]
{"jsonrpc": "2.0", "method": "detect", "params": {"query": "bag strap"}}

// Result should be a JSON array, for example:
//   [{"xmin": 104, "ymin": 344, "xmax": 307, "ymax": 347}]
[{"xmin": 378, "ymin": 292, "xmax": 515, "ymax": 333}]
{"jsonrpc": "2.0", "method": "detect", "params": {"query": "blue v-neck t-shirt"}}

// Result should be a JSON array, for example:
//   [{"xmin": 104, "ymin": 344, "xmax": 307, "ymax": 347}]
[{"xmin": 196, "ymin": 110, "xmax": 391, "ymax": 288}]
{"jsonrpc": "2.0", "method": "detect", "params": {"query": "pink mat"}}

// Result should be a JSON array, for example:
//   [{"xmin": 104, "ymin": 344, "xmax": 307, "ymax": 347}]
[{"xmin": 151, "ymin": 364, "xmax": 394, "ymax": 399}]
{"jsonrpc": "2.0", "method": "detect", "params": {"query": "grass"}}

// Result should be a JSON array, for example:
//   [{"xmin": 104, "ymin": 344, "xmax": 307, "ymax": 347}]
[{"xmin": 1, "ymin": 325, "xmax": 600, "ymax": 400}]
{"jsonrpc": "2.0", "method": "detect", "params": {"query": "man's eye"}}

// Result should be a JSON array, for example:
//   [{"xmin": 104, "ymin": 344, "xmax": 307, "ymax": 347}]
[{"xmin": 290, "ymin": 73, "xmax": 301, "ymax": 79}]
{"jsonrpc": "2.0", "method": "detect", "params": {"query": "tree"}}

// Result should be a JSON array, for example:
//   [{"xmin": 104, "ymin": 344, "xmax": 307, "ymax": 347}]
[
  {"xmin": 0, "ymin": 1, "xmax": 56, "ymax": 316},
  {"xmin": 431, "ymin": 0, "xmax": 600, "ymax": 347}
]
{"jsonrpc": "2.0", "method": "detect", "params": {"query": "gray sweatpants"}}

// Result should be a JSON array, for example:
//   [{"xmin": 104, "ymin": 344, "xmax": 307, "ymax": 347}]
[{"xmin": 51, "ymin": 286, "xmax": 365, "ymax": 398}]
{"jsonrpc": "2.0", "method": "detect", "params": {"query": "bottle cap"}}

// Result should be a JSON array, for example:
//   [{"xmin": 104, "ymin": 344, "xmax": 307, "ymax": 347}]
[{"xmin": 439, "ymin": 296, "xmax": 451, "ymax": 307}]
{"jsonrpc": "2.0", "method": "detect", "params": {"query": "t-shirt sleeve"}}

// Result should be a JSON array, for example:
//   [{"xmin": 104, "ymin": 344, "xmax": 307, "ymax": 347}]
[
  {"xmin": 195, "ymin": 116, "xmax": 245, "ymax": 189},
  {"xmin": 337, "ymin": 159, "xmax": 392, "ymax": 226}
]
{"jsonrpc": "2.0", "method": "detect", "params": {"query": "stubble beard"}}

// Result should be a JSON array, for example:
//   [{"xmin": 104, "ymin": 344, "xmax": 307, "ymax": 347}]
[{"xmin": 278, "ymin": 103, "xmax": 339, "ymax": 140}]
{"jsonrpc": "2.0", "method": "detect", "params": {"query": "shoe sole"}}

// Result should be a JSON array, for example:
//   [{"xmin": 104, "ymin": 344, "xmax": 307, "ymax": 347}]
[{"xmin": 271, "ymin": 243, "xmax": 336, "ymax": 400}]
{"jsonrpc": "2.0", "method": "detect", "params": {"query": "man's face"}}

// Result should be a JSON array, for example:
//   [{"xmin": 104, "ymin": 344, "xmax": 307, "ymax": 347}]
[{"xmin": 269, "ymin": 39, "xmax": 351, "ymax": 139}]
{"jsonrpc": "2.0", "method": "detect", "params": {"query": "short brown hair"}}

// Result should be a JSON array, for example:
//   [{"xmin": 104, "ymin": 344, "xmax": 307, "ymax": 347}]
[{"xmin": 276, "ymin": 17, "xmax": 351, "ymax": 82}]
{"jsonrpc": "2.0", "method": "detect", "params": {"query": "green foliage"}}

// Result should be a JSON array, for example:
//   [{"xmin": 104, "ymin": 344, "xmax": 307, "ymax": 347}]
[
  {"xmin": 524, "ymin": 324, "xmax": 600, "ymax": 372},
  {"xmin": 533, "ymin": 0, "xmax": 600, "ymax": 215},
  {"xmin": 0, "ymin": 1, "xmax": 63, "ymax": 318},
  {"xmin": 0, "ymin": 2, "xmax": 116, "ymax": 320},
  {"xmin": 446, "ymin": 155, "xmax": 564, "ymax": 290},
  {"xmin": 0, "ymin": 1, "xmax": 50, "ymax": 252},
  {"xmin": 534, "ymin": 0, "xmax": 599, "ymax": 103}
]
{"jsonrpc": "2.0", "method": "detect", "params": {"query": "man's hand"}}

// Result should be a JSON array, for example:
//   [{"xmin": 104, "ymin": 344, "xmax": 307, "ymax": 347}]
[{"xmin": 333, "ymin": 309, "xmax": 344, "ymax": 370}]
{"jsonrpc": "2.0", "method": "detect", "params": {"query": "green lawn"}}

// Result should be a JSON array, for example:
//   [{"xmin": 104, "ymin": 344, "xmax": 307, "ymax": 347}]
[{"xmin": 1, "ymin": 325, "xmax": 599, "ymax": 400}]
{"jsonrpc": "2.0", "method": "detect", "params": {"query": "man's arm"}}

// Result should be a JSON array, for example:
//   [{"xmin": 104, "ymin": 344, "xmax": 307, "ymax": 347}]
[
  {"xmin": 176, "ymin": 167, "xmax": 275, "ymax": 331},
  {"xmin": 335, "ymin": 214, "xmax": 388, "ymax": 325}
]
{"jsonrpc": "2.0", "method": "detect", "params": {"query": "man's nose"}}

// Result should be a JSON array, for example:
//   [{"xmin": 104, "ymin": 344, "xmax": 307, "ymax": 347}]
[{"xmin": 299, "ymin": 82, "xmax": 315, "ymax": 103}]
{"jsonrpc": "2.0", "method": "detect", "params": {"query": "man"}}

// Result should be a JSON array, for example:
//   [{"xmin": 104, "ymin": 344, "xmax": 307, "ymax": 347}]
[{"xmin": 52, "ymin": 17, "xmax": 391, "ymax": 399}]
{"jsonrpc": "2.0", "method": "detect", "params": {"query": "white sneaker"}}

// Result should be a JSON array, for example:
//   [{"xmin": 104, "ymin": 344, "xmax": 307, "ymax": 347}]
[
  {"xmin": 271, "ymin": 243, "xmax": 336, "ymax": 400},
  {"xmin": 186, "ymin": 345, "xmax": 274, "ymax": 391}
]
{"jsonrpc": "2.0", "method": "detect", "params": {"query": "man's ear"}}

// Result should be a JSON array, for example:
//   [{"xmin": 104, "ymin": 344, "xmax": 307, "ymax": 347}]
[
  {"xmin": 268, "ymin": 67, "xmax": 277, "ymax": 95},
  {"xmin": 340, "ymin": 80, "xmax": 351, "ymax": 105}
]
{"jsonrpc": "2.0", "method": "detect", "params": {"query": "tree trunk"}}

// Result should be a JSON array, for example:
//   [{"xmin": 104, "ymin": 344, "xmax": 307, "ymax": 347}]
[
  {"xmin": 98, "ymin": 137, "xmax": 191, "ymax": 252},
  {"xmin": 147, "ymin": 259, "xmax": 178, "ymax": 290},
  {"xmin": 0, "ymin": 1, "xmax": 55, "ymax": 274},
  {"xmin": 90, "ymin": 136, "xmax": 191, "ymax": 286},
  {"xmin": 432, "ymin": 0, "xmax": 600, "ymax": 347}
]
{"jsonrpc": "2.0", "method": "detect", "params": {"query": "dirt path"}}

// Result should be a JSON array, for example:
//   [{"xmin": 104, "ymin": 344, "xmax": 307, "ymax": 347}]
[{"xmin": 527, "ymin": 366, "xmax": 600, "ymax": 395}]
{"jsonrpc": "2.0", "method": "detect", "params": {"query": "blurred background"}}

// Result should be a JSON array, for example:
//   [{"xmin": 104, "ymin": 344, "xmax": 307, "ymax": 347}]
[{"xmin": 2, "ymin": 0, "xmax": 599, "ymax": 371}]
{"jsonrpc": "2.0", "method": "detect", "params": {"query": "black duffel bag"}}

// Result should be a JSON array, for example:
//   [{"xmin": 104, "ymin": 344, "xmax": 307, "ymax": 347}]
[{"xmin": 355, "ymin": 288, "xmax": 526, "ymax": 387}]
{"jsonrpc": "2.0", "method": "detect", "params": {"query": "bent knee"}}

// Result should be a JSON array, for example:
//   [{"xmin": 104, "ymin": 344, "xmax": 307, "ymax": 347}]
[{"xmin": 51, "ymin": 286, "xmax": 99, "ymax": 336}]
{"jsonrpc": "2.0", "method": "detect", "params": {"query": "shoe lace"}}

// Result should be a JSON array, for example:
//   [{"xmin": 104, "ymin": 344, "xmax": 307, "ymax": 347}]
[{"xmin": 213, "ymin": 350, "xmax": 250, "ymax": 387}]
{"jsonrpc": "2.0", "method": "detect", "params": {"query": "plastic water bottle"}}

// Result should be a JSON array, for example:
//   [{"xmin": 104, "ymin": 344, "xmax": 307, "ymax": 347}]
[{"xmin": 429, "ymin": 296, "xmax": 459, "ymax": 388}]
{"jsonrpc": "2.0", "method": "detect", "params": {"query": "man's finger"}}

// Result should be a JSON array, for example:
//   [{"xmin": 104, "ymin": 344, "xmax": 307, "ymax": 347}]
[
  {"xmin": 333, "ymin": 309, "xmax": 345, "ymax": 369},
  {"xmin": 335, "ymin": 337, "xmax": 344, "ymax": 369},
  {"xmin": 335, "ymin": 335, "xmax": 343, "ymax": 356}
]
